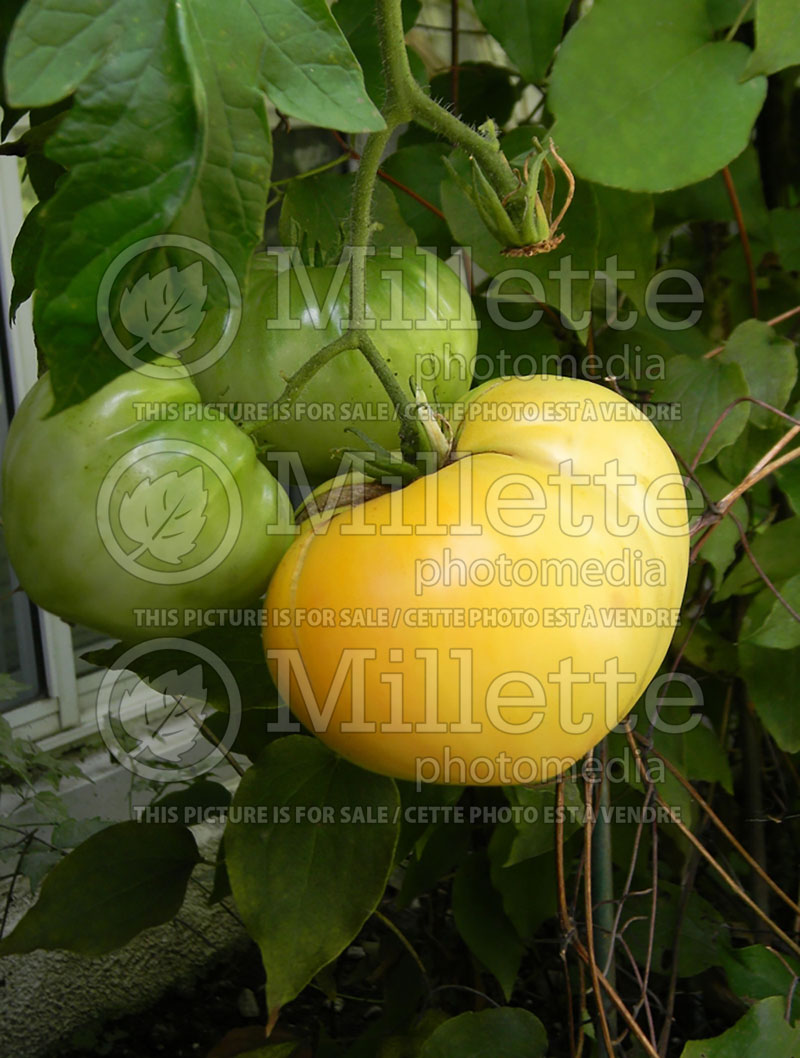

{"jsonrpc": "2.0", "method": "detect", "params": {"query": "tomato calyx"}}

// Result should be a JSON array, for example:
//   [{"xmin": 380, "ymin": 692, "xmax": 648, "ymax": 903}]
[{"xmin": 295, "ymin": 471, "xmax": 392, "ymax": 526}]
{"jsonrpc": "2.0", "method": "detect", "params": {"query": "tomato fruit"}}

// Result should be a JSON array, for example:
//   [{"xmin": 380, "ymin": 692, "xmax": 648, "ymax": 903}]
[
  {"xmin": 263, "ymin": 375, "xmax": 690, "ymax": 785},
  {"xmin": 194, "ymin": 248, "xmax": 477, "ymax": 481},
  {"xmin": 3, "ymin": 359, "xmax": 295, "ymax": 642}
]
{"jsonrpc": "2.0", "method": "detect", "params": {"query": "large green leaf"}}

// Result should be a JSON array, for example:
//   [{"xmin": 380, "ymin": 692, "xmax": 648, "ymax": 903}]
[
  {"xmin": 452, "ymin": 851, "xmax": 524, "ymax": 1001},
  {"xmin": 379, "ymin": 143, "xmax": 453, "ymax": 257},
  {"xmin": 0, "ymin": 823, "xmax": 199, "ymax": 955},
  {"xmin": 717, "ymin": 518, "xmax": 800, "ymax": 600},
  {"xmin": 719, "ymin": 319, "xmax": 797, "ymax": 428},
  {"xmin": 722, "ymin": 945, "xmax": 800, "ymax": 1020},
  {"xmin": 549, "ymin": 0, "xmax": 767, "ymax": 191},
  {"xmin": 249, "ymin": 0, "xmax": 383, "ymax": 132},
  {"xmin": 743, "ymin": 0, "xmax": 800, "ymax": 78},
  {"xmin": 649, "ymin": 354, "xmax": 750, "ymax": 465},
  {"xmin": 693, "ymin": 466, "xmax": 749, "ymax": 589},
  {"xmin": 740, "ymin": 576, "xmax": 800, "ymax": 650},
  {"xmin": 740, "ymin": 642, "xmax": 800, "ymax": 752},
  {"xmin": 624, "ymin": 880, "xmax": 732, "ymax": 978},
  {"xmin": 85, "ymin": 617, "xmax": 274, "ymax": 712},
  {"xmin": 419, "ymin": 1008, "xmax": 548, "ymax": 1058},
  {"xmin": 656, "ymin": 146, "xmax": 769, "ymax": 238},
  {"xmin": 6, "ymin": 0, "xmax": 201, "ymax": 408},
  {"xmin": 593, "ymin": 184, "xmax": 657, "ymax": 312},
  {"xmin": 472, "ymin": 0, "xmax": 571, "ymax": 84},
  {"xmin": 680, "ymin": 997, "xmax": 800, "ymax": 1058},
  {"xmin": 224, "ymin": 736, "xmax": 399, "ymax": 1021},
  {"xmin": 170, "ymin": 0, "xmax": 273, "ymax": 293},
  {"xmin": 278, "ymin": 170, "xmax": 416, "ymax": 264},
  {"xmin": 334, "ymin": 0, "xmax": 423, "ymax": 109}
]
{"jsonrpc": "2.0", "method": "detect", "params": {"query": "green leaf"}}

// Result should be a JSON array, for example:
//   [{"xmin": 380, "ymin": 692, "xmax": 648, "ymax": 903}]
[
  {"xmin": 488, "ymin": 826, "xmax": 558, "ymax": 940},
  {"xmin": 50, "ymin": 817, "xmax": 115, "ymax": 850},
  {"xmin": 472, "ymin": 0, "xmax": 570, "ymax": 84},
  {"xmin": 624, "ymin": 880, "xmax": 732, "ymax": 978},
  {"xmin": 719, "ymin": 319, "xmax": 797, "ymax": 428},
  {"xmin": 452, "ymin": 851, "xmax": 524, "ymax": 1001},
  {"xmin": 656, "ymin": 146, "xmax": 769, "ymax": 238},
  {"xmin": 654, "ymin": 709, "xmax": 733, "ymax": 793},
  {"xmin": 739, "ymin": 642, "xmax": 800, "ymax": 751},
  {"xmin": 693, "ymin": 466, "xmax": 749, "ymax": 587},
  {"xmin": 379, "ymin": 143, "xmax": 453, "ymax": 258},
  {"xmin": 472, "ymin": 295, "xmax": 560, "ymax": 384},
  {"xmin": 85, "ymin": 618, "xmax": 273, "ymax": 712},
  {"xmin": 771, "ymin": 207, "xmax": 800, "ymax": 272},
  {"xmin": 224, "ymin": 736, "xmax": 399, "ymax": 1021},
  {"xmin": 722, "ymin": 945, "xmax": 800, "ymax": 1019},
  {"xmin": 0, "ymin": 822, "xmax": 200, "ymax": 955},
  {"xmin": 334, "ymin": 0, "xmax": 423, "ymax": 109},
  {"xmin": 9, "ymin": 201, "xmax": 43, "ymax": 322},
  {"xmin": 740, "ymin": 575, "xmax": 800, "ymax": 649},
  {"xmin": 549, "ymin": 0, "xmax": 767, "ymax": 191},
  {"xmin": 593, "ymin": 185, "xmax": 657, "ymax": 312},
  {"xmin": 680, "ymin": 997, "xmax": 800, "ymax": 1058},
  {"xmin": 5, "ymin": 0, "xmax": 201, "ymax": 408},
  {"xmin": 649, "ymin": 354, "xmax": 750, "ymax": 465},
  {"xmin": 419, "ymin": 1008, "xmax": 548, "ymax": 1058},
  {"xmin": 718, "ymin": 518, "xmax": 800, "ymax": 601},
  {"xmin": 441, "ymin": 151, "xmax": 599, "ymax": 334},
  {"xmin": 503, "ymin": 781, "xmax": 583, "ymax": 865},
  {"xmin": 397, "ymin": 821, "xmax": 471, "ymax": 907},
  {"xmin": 249, "ymin": 0, "xmax": 383, "ymax": 131},
  {"xmin": 168, "ymin": 0, "xmax": 274, "ymax": 308},
  {"xmin": 743, "ymin": 0, "xmax": 800, "ymax": 78},
  {"xmin": 279, "ymin": 170, "xmax": 416, "ymax": 265}
]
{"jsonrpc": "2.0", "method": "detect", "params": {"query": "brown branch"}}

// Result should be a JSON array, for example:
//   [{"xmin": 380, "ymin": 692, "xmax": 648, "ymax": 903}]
[
  {"xmin": 722, "ymin": 165, "xmax": 758, "ymax": 317},
  {"xmin": 332, "ymin": 130, "xmax": 446, "ymax": 220},
  {"xmin": 633, "ymin": 732, "xmax": 800, "ymax": 922},
  {"xmin": 625, "ymin": 730, "xmax": 800, "ymax": 960},
  {"xmin": 556, "ymin": 781, "xmax": 662, "ymax": 1058}
]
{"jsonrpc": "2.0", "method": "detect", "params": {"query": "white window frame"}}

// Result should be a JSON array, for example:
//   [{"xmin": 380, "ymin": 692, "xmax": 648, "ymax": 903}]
[{"xmin": 0, "ymin": 157, "xmax": 151, "ymax": 749}]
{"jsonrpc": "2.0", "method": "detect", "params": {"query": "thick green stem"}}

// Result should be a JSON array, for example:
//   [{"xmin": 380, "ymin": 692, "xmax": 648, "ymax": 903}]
[
  {"xmin": 310, "ymin": 0, "xmax": 522, "ymax": 468},
  {"xmin": 407, "ymin": 84, "xmax": 517, "ymax": 198}
]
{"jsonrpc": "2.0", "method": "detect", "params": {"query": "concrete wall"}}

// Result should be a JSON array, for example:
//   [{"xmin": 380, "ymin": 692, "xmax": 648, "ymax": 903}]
[{"xmin": 0, "ymin": 753, "xmax": 248, "ymax": 1058}]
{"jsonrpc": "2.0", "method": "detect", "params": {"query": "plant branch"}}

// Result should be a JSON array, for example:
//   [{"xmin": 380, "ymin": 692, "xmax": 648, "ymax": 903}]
[{"xmin": 721, "ymin": 165, "xmax": 758, "ymax": 317}]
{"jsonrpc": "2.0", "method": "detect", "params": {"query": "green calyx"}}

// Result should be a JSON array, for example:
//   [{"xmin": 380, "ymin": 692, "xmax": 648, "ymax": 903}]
[{"xmin": 449, "ymin": 135, "xmax": 575, "ymax": 256}]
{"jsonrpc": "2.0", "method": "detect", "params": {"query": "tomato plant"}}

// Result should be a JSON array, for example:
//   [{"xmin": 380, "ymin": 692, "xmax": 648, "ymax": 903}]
[
  {"xmin": 2, "ymin": 359, "xmax": 294, "ymax": 641},
  {"xmin": 265, "ymin": 375, "xmax": 689, "ymax": 784},
  {"xmin": 195, "ymin": 248, "xmax": 477, "ymax": 481},
  {"xmin": 1, "ymin": 1, "xmax": 800, "ymax": 1057}
]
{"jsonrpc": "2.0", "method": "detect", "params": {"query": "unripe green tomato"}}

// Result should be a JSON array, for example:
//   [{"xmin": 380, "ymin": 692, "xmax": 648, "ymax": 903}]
[
  {"xmin": 194, "ymin": 248, "xmax": 477, "ymax": 481},
  {"xmin": 2, "ymin": 359, "xmax": 295, "ymax": 642},
  {"xmin": 263, "ymin": 376, "xmax": 690, "ymax": 786}
]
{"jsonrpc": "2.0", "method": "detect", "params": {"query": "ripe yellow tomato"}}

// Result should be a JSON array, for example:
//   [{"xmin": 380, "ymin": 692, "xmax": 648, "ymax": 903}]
[{"xmin": 263, "ymin": 376, "xmax": 690, "ymax": 785}]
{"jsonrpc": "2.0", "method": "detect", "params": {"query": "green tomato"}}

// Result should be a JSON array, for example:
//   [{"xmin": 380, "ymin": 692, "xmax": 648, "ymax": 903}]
[
  {"xmin": 2, "ymin": 359, "xmax": 295, "ymax": 642},
  {"xmin": 194, "ymin": 248, "xmax": 478, "ymax": 481}
]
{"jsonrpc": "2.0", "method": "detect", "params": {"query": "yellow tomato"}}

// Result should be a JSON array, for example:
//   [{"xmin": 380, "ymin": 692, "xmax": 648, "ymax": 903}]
[{"xmin": 263, "ymin": 376, "xmax": 689, "ymax": 785}]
